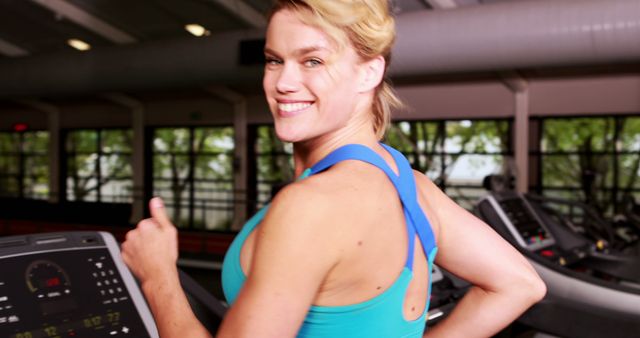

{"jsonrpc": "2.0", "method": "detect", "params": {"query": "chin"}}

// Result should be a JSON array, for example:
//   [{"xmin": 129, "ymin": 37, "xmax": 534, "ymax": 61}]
[{"xmin": 274, "ymin": 124, "xmax": 302, "ymax": 143}]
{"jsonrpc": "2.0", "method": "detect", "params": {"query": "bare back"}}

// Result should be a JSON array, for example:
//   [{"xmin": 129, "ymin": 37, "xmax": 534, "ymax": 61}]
[{"xmin": 239, "ymin": 153, "xmax": 441, "ymax": 321}]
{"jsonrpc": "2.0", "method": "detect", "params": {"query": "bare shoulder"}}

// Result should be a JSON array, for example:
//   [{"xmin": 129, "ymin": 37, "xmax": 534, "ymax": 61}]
[
  {"xmin": 411, "ymin": 169, "xmax": 453, "ymax": 243},
  {"xmin": 256, "ymin": 169, "xmax": 358, "ymax": 259}
]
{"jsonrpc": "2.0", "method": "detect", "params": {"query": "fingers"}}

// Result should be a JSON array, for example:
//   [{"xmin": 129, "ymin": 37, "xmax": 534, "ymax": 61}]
[{"xmin": 149, "ymin": 197, "xmax": 173, "ymax": 229}]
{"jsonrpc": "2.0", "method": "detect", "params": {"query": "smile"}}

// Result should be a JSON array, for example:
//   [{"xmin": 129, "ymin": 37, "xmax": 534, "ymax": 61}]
[{"xmin": 277, "ymin": 102, "xmax": 313, "ymax": 115}]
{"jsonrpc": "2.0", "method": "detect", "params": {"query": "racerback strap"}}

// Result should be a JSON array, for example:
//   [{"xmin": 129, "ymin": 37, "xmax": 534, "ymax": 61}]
[{"xmin": 307, "ymin": 143, "xmax": 437, "ymax": 270}]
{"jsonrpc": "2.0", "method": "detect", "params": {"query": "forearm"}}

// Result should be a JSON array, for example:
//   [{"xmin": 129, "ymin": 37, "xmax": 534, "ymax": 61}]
[
  {"xmin": 141, "ymin": 269, "xmax": 212, "ymax": 338},
  {"xmin": 424, "ymin": 283, "xmax": 543, "ymax": 338}
]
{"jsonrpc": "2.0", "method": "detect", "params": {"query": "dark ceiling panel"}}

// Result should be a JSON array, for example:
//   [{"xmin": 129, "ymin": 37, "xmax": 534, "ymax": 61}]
[
  {"xmin": 243, "ymin": 0, "xmax": 273, "ymax": 15},
  {"xmin": 65, "ymin": 0, "xmax": 251, "ymax": 41},
  {"xmin": 0, "ymin": 0, "xmax": 113, "ymax": 54}
]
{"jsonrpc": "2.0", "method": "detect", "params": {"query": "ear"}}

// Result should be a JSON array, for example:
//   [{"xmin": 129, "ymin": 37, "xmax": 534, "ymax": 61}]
[{"xmin": 357, "ymin": 55, "xmax": 385, "ymax": 93}]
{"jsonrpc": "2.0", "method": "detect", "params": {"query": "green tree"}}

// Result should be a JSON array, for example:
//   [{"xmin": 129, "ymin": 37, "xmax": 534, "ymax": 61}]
[
  {"xmin": 67, "ymin": 130, "xmax": 132, "ymax": 202},
  {"xmin": 153, "ymin": 127, "xmax": 234, "ymax": 229},
  {"xmin": 542, "ymin": 117, "xmax": 640, "ymax": 213}
]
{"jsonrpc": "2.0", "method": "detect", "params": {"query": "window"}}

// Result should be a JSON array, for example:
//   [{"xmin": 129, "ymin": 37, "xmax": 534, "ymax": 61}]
[
  {"xmin": 251, "ymin": 125, "xmax": 293, "ymax": 210},
  {"xmin": 0, "ymin": 131, "xmax": 49, "ymax": 199},
  {"xmin": 249, "ymin": 121, "xmax": 512, "ymax": 212},
  {"xmin": 385, "ymin": 120, "xmax": 512, "ymax": 210},
  {"xmin": 65, "ymin": 129, "xmax": 133, "ymax": 203},
  {"xmin": 536, "ymin": 116, "xmax": 640, "ymax": 214},
  {"xmin": 153, "ymin": 127, "xmax": 234, "ymax": 230}
]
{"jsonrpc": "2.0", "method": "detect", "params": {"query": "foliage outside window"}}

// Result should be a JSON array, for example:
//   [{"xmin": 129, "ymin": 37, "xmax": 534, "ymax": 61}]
[
  {"xmin": 252, "ymin": 121, "xmax": 511, "ymax": 211},
  {"xmin": 66, "ymin": 129, "xmax": 133, "ymax": 203},
  {"xmin": 153, "ymin": 127, "xmax": 234, "ymax": 231},
  {"xmin": 538, "ymin": 116, "xmax": 640, "ymax": 214},
  {"xmin": 253, "ymin": 125, "xmax": 293, "ymax": 209},
  {"xmin": 0, "ymin": 131, "xmax": 49, "ymax": 199},
  {"xmin": 385, "ymin": 120, "xmax": 512, "ymax": 210}
]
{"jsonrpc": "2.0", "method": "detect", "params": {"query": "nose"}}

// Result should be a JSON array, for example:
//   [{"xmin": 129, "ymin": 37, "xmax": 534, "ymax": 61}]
[{"xmin": 275, "ymin": 63, "xmax": 300, "ymax": 94}]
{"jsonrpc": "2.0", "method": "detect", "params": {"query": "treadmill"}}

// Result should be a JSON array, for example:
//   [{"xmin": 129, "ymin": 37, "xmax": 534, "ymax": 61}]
[
  {"xmin": 0, "ymin": 232, "xmax": 158, "ymax": 337},
  {"xmin": 0, "ymin": 230, "xmax": 468, "ymax": 337},
  {"xmin": 477, "ymin": 192, "xmax": 640, "ymax": 338}
]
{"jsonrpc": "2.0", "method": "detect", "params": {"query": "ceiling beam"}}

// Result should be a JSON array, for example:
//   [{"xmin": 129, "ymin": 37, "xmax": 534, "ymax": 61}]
[
  {"xmin": 31, "ymin": 0, "xmax": 137, "ymax": 44},
  {"xmin": 205, "ymin": 85, "xmax": 245, "ymax": 104},
  {"xmin": 423, "ymin": 0, "xmax": 458, "ymax": 10},
  {"xmin": 207, "ymin": 0, "xmax": 267, "ymax": 28},
  {"xmin": 0, "ymin": 38, "xmax": 29, "ymax": 57}
]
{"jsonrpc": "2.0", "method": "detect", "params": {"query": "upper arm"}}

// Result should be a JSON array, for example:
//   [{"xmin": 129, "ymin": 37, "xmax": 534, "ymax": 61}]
[
  {"xmin": 218, "ymin": 182, "xmax": 341, "ymax": 338},
  {"xmin": 416, "ymin": 174, "xmax": 540, "ymax": 292}
]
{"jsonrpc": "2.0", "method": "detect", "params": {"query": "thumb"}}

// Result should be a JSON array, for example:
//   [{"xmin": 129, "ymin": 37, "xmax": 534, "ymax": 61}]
[{"xmin": 149, "ymin": 197, "xmax": 173, "ymax": 228}]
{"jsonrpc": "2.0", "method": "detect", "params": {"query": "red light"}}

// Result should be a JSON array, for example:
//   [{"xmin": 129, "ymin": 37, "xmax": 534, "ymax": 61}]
[
  {"xmin": 13, "ymin": 123, "xmax": 28, "ymax": 132},
  {"xmin": 46, "ymin": 277, "xmax": 61, "ymax": 287},
  {"xmin": 541, "ymin": 250, "xmax": 555, "ymax": 258}
]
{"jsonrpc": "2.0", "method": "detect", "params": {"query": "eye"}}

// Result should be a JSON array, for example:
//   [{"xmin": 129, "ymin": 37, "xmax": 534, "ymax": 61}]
[
  {"xmin": 265, "ymin": 57, "xmax": 283, "ymax": 66},
  {"xmin": 303, "ymin": 58, "xmax": 323, "ymax": 68}
]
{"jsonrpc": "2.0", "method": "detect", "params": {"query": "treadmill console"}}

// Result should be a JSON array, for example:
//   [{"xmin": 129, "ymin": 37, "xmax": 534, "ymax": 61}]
[
  {"xmin": 483, "ymin": 194, "xmax": 555, "ymax": 251},
  {"xmin": 0, "ymin": 232, "xmax": 158, "ymax": 338}
]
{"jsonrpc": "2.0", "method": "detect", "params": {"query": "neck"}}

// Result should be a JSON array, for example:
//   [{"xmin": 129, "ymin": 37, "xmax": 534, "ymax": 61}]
[{"xmin": 292, "ymin": 119, "xmax": 380, "ymax": 177}]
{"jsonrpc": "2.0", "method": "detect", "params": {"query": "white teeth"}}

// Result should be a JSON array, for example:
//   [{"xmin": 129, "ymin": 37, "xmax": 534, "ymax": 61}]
[{"xmin": 278, "ymin": 102, "xmax": 311, "ymax": 113}]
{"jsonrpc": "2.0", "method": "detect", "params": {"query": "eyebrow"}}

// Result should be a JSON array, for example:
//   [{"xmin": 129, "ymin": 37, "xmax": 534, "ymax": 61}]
[{"xmin": 264, "ymin": 45, "xmax": 330, "ymax": 57}]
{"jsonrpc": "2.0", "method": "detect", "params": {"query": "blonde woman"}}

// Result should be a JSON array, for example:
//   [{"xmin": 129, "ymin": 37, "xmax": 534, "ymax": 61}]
[{"xmin": 121, "ymin": 1, "xmax": 546, "ymax": 337}]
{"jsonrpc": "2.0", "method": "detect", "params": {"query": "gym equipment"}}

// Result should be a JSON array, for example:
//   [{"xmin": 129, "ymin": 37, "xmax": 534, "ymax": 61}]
[
  {"xmin": 0, "ymin": 232, "xmax": 158, "ymax": 338},
  {"xmin": 477, "ymin": 191, "xmax": 640, "ymax": 338}
]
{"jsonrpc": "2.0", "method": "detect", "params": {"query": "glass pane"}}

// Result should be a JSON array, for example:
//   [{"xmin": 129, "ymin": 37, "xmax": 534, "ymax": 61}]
[
  {"xmin": 195, "ymin": 154, "xmax": 232, "ymax": 180},
  {"xmin": 619, "ymin": 155, "xmax": 640, "ymax": 190},
  {"xmin": 195, "ymin": 127, "xmax": 234, "ymax": 153},
  {"xmin": 0, "ymin": 133, "xmax": 19, "ymax": 153},
  {"xmin": 23, "ymin": 131, "xmax": 49, "ymax": 152},
  {"xmin": 0, "ymin": 177, "xmax": 19, "ymax": 197},
  {"xmin": 542, "ymin": 118, "xmax": 614, "ymax": 152},
  {"xmin": 101, "ymin": 179, "xmax": 133, "ymax": 203},
  {"xmin": 541, "ymin": 155, "xmax": 581, "ymax": 188},
  {"xmin": 153, "ymin": 154, "xmax": 190, "ymax": 179},
  {"xmin": 386, "ymin": 121, "xmax": 443, "ymax": 153},
  {"xmin": 446, "ymin": 154, "xmax": 505, "ymax": 184},
  {"xmin": 24, "ymin": 155, "xmax": 49, "ymax": 195},
  {"xmin": 256, "ymin": 182, "xmax": 274, "ymax": 209},
  {"xmin": 102, "ymin": 129, "xmax": 133, "ymax": 153},
  {"xmin": 68, "ymin": 154, "xmax": 97, "ymax": 177},
  {"xmin": 67, "ymin": 176, "xmax": 98, "ymax": 202},
  {"xmin": 0, "ymin": 155, "xmax": 19, "ymax": 174},
  {"xmin": 154, "ymin": 128, "xmax": 190, "ymax": 153},
  {"xmin": 153, "ymin": 180, "xmax": 191, "ymax": 228},
  {"xmin": 66, "ymin": 130, "xmax": 98, "ymax": 153},
  {"xmin": 23, "ymin": 176, "xmax": 49, "ymax": 200},
  {"xmin": 101, "ymin": 154, "xmax": 132, "ymax": 178},
  {"xmin": 193, "ymin": 181, "xmax": 234, "ymax": 230},
  {"xmin": 446, "ymin": 120, "xmax": 509, "ymax": 153},
  {"xmin": 256, "ymin": 126, "xmax": 292, "ymax": 154},
  {"xmin": 620, "ymin": 117, "xmax": 640, "ymax": 152},
  {"xmin": 257, "ymin": 155, "xmax": 293, "ymax": 183}
]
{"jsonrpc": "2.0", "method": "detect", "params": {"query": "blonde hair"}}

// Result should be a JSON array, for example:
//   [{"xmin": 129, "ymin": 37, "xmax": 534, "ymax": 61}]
[{"xmin": 269, "ymin": 0, "xmax": 403, "ymax": 140}]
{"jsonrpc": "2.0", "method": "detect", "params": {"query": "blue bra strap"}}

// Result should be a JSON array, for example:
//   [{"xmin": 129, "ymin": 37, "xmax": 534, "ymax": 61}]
[
  {"xmin": 308, "ymin": 143, "xmax": 436, "ymax": 270},
  {"xmin": 309, "ymin": 144, "xmax": 400, "ymax": 186},
  {"xmin": 381, "ymin": 144, "xmax": 437, "ymax": 261}
]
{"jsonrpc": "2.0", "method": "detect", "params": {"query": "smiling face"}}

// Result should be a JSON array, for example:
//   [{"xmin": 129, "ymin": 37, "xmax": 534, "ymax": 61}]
[{"xmin": 263, "ymin": 9, "xmax": 373, "ymax": 144}]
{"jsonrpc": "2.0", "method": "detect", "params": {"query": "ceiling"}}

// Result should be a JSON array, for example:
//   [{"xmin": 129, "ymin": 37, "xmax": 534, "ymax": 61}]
[
  {"xmin": 1, "ymin": 0, "xmax": 637, "ymax": 101},
  {"xmin": 0, "ymin": 0, "xmax": 496, "ymax": 58}
]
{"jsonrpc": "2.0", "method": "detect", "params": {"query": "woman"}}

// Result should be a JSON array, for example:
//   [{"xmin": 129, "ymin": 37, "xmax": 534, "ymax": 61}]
[{"xmin": 121, "ymin": 1, "xmax": 546, "ymax": 337}]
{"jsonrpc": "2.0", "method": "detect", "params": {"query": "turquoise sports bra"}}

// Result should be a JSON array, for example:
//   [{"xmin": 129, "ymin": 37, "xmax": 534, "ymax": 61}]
[{"xmin": 221, "ymin": 143, "xmax": 438, "ymax": 337}]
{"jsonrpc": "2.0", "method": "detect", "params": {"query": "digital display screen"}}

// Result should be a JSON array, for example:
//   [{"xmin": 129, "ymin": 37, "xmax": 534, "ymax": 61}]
[{"xmin": 0, "ymin": 248, "xmax": 151, "ymax": 338}]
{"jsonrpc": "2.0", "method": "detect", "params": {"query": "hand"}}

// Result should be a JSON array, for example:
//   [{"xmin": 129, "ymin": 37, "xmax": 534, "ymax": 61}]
[{"xmin": 121, "ymin": 197, "xmax": 179, "ymax": 285}]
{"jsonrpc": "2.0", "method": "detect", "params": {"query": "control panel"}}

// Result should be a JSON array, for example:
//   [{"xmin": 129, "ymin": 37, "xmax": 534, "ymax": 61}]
[
  {"xmin": 483, "ymin": 194, "xmax": 555, "ymax": 251},
  {"xmin": 0, "ymin": 232, "xmax": 158, "ymax": 338}
]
